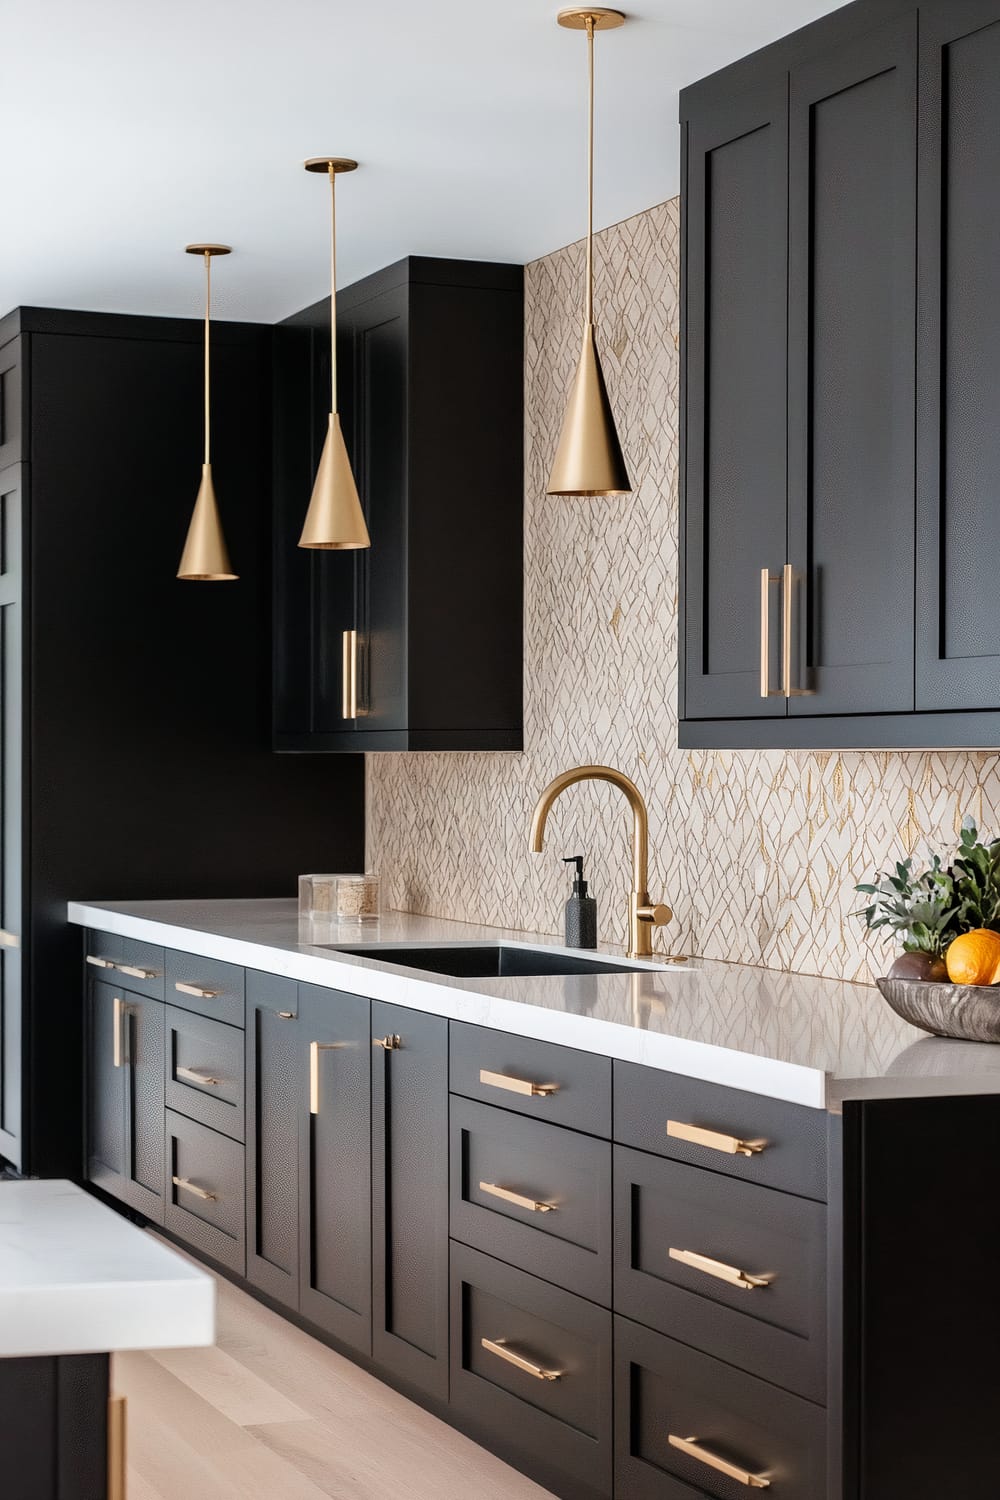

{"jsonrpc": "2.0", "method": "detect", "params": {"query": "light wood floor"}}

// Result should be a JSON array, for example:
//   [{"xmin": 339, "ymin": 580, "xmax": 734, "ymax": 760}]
[{"xmin": 114, "ymin": 1239, "xmax": 552, "ymax": 1500}]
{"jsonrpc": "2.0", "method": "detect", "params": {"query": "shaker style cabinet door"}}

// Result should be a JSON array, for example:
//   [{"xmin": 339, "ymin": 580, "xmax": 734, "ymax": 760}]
[
  {"xmin": 246, "ymin": 972, "xmax": 299, "ymax": 1307},
  {"xmin": 0, "ymin": 459, "xmax": 22, "ymax": 1167},
  {"xmin": 916, "ymin": 1, "xmax": 1000, "ymax": 711},
  {"xmin": 786, "ymin": 14, "xmax": 917, "ymax": 715},
  {"xmin": 120, "ymin": 991, "xmax": 165, "ymax": 1221},
  {"xmin": 682, "ymin": 79, "xmax": 789, "ymax": 720},
  {"xmin": 86, "ymin": 978, "xmax": 127, "ymax": 1200},
  {"xmin": 371, "ymin": 1000, "xmax": 449, "ymax": 1401},
  {"xmin": 298, "ymin": 983, "xmax": 372, "ymax": 1356}
]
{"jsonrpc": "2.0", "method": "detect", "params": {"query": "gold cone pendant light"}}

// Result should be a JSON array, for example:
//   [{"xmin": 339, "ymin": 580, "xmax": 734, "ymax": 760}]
[
  {"xmin": 299, "ymin": 158, "xmax": 371, "ymax": 551},
  {"xmin": 178, "ymin": 244, "xmax": 238, "ymax": 580},
  {"xmin": 548, "ymin": 8, "xmax": 631, "ymax": 498}
]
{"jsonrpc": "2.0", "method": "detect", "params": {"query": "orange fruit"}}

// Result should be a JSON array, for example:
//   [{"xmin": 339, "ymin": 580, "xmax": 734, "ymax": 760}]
[{"xmin": 945, "ymin": 929, "xmax": 1000, "ymax": 986}]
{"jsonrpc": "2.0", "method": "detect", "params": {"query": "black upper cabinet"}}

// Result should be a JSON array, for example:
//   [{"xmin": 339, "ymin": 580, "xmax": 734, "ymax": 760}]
[
  {"xmin": 680, "ymin": 0, "xmax": 1000, "ymax": 749},
  {"xmin": 274, "ymin": 257, "xmax": 524, "ymax": 752}
]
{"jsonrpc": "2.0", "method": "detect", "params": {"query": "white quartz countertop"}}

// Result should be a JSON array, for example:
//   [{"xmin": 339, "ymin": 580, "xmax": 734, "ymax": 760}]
[
  {"xmin": 67, "ymin": 898, "xmax": 1000, "ymax": 1111},
  {"xmin": 0, "ymin": 1179, "xmax": 214, "ymax": 1358}
]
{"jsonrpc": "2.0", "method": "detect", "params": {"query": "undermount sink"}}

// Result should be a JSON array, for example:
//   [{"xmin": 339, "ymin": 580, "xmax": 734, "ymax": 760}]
[{"xmin": 325, "ymin": 943, "xmax": 641, "ymax": 979}]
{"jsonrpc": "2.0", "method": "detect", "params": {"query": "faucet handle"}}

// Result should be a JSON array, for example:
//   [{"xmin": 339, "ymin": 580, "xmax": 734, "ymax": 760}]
[{"xmin": 637, "ymin": 902, "xmax": 672, "ymax": 928}]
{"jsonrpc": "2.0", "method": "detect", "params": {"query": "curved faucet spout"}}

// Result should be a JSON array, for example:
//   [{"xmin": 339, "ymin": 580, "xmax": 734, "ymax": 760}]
[{"xmin": 529, "ymin": 764, "xmax": 669, "ymax": 959}]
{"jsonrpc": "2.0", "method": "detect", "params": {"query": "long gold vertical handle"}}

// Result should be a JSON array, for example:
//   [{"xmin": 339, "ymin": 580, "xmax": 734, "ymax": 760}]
[
  {"xmin": 107, "ymin": 1393, "xmax": 127, "ymax": 1500},
  {"xmin": 342, "ymin": 629, "xmax": 358, "ymax": 720},
  {"xmin": 309, "ymin": 1040, "xmax": 347, "ymax": 1113},
  {"xmin": 668, "ymin": 1435, "xmax": 770, "ymax": 1488},
  {"xmin": 481, "ymin": 1337, "xmax": 564, "ymax": 1382},
  {"xmin": 760, "ymin": 569, "xmax": 782, "ymax": 698},
  {"xmin": 113, "ymin": 998, "xmax": 124, "ymax": 1069}
]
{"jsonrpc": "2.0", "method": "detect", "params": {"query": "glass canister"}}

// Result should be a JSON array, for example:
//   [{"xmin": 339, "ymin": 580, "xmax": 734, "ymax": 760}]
[{"xmin": 335, "ymin": 872, "xmax": 381, "ymax": 922}]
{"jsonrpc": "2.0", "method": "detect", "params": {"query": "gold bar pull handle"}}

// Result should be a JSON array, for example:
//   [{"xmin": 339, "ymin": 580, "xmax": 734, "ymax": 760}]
[
  {"xmin": 112, "ymin": 997, "xmax": 124, "ymax": 1069},
  {"xmin": 87, "ymin": 954, "xmax": 117, "ymax": 970},
  {"xmin": 373, "ymin": 1034, "xmax": 401, "ymax": 1051},
  {"xmin": 0, "ymin": 929, "xmax": 19, "ymax": 949},
  {"xmin": 310, "ymin": 1040, "xmax": 348, "ymax": 1113},
  {"xmin": 174, "ymin": 981, "xmax": 222, "ymax": 1000},
  {"xmin": 669, "ymin": 1435, "xmax": 770, "ymax": 1489},
  {"xmin": 172, "ymin": 1175, "xmax": 217, "ymax": 1202},
  {"xmin": 175, "ymin": 1065, "xmax": 223, "ymax": 1088},
  {"xmin": 342, "ymin": 628, "xmax": 359, "ymax": 720},
  {"xmin": 479, "ymin": 1068, "xmax": 559, "ymax": 1098},
  {"xmin": 277, "ymin": 1010, "xmax": 295, "ymax": 1020},
  {"xmin": 760, "ymin": 569, "xmax": 783, "ymax": 698},
  {"xmin": 107, "ymin": 1393, "xmax": 127, "ymax": 1500},
  {"xmin": 479, "ymin": 1181, "xmax": 557, "ymax": 1214},
  {"xmin": 116, "ymin": 963, "xmax": 160, "ymax": 981},
  {"xmin": 667, "ymin": 1120, "xmax": 766, "ymax": 1158},
  {"xmin": 481, "ymin": 1337, "xmax": 564, "ymax": 1382},
  {"xmin": 782, "ymin": 562, "xmax": 813, "ymax": 698},
  {"xmin": 669, "ymin": 1247, "xmax": 769, "ymax": 1291}
]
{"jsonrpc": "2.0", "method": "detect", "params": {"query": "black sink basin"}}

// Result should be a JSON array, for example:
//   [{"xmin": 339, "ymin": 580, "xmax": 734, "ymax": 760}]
[{"xmin": 327, "ymin": 943, "xmax": 638, "ymax": 979}]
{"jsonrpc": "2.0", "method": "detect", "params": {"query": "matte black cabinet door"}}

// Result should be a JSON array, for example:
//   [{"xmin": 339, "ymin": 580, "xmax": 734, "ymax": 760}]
[
  {"xmin": 371, "ymin": 1000, "xmax": 448, "ymax": 1401},
  {"xmin": 682, "ymin": 81, "xmax": 789, "ymax": 719},
  {"xmin": 786, "ymin": 15, "xmax": 917, "ymax": 715},
  {"xmin": 0, "ymin": 461, "xmax": 22, "ymax": 1168},
  {"xmin": 245, "ymin": 972, "xmax": 299, "ymax": 1307},
  {"xmin": 86, "ymin": 978, "xmax": 127, "ymax": 1200},
  {"xmin": 916, "ymin": 1, "xmax": 1000, "ymax": 711},
  {"xmin": 298, "ymin": 983, "xmax": 372, "ymax": 1356},
  {"xmin": 120, "ymin": 990, "xmax": 165, "ymax": 1222}
]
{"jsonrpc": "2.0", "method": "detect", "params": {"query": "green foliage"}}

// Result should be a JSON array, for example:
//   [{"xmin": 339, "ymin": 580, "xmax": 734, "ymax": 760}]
[{"xmin": 854, "ymin": 819, "xmax": 1000, "ymax": 958}]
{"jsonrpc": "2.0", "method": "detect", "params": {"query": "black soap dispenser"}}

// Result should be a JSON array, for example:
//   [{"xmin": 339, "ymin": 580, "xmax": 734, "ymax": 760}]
[{"xmin": 562, "ymin": 855, "xmax": 597, "ymax": 950}]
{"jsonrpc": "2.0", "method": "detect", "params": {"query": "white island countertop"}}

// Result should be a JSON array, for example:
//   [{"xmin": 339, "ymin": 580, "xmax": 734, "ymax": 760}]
[
  {"xmin": 0, "ymin": 1179, "xmax": 214, "ymax": 1358},
  {"xmin": 67, "ymin": 898, "xmax": 1000, "ymax": 1111}
]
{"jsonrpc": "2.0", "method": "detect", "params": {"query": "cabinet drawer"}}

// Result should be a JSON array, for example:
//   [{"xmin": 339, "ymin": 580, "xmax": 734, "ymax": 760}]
[
  {"xmin": 614, "ymin": 1062, "xmax": 828, "ymax": 1201},
  {"xmin": 85, "ymin": 930, "xmax": 165, "ymax": 1000},
  {"xmin": 450, "ymin": 1242, "xmax": 612, "ymax": 1500},
  {"xmin": 614, "ymin": 1316, "xmax": 826, "ymax": 1500},
  {"xmin": 614, "ymin": 1146, "xmax": 826, "ymax": 1403},
  {"xmin": 165, "ymin": 1110, "xmax": 245, "ymax": 1274},
  {"xmin": 165, "ymin": 1007, "xmax": 244, "ymax": 1142},
  {"xmin": 165, "ymin": 951, "xmax": 244, "ymax": 1027},
  {"xmin": 451, "ymin": 1097, "xmax": 612, "ymax": 1306},
  {"xmin": 451, "ymin": 1021, "xmax": 611, "ymax": 1136}
]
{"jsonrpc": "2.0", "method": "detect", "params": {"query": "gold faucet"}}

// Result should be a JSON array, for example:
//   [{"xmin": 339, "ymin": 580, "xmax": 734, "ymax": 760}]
[{"xmin": 529, "ymin": 765, "xmax": 672, "ymax": 959}]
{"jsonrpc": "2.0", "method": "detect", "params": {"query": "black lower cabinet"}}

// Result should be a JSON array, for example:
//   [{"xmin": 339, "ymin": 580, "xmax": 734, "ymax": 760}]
[
  {"xmin": 614, "ymin": 1316, "xmax": 826, "ymax": 1500},
  {"xmin": 245, "ymin": 972, "xmax": 299, "ymax": 1305},
  {"xmin": 0, "ymin": 1353, "xmax": 110, "ymax": 1500},
  {"xmin": 165, "ymin": 1109, "xmax": 245, "ymax": 1275},
  {"xmin": 298, "ymin": 983, "xmax": 372, "ymax": 1356},
  {"xmin": 85, "ymin": 977, "xmax": 164, "ymax": 1222},
  {"xmin": 450, "ymin": 1242, "xmax": 613, "ymax": 1500},
  {"xmin": 371, "ymin": 1000, "xmax": 449, "ymax": 1401}
]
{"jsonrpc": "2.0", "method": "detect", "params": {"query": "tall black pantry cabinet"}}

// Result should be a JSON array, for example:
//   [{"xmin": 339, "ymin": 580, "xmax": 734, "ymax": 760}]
[{"xmin": 0, "ymin": 307, "xmax": 365, "ymax": 1177}]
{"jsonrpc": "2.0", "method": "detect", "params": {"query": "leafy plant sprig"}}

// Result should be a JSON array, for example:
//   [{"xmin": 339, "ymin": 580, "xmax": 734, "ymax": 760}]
[{"xmin": 855, "ymin": 819, "xmax": 1000, "ymax": 959}]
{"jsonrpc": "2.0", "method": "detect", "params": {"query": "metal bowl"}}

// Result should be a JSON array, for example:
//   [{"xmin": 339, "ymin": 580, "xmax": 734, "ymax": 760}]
[{"xmin": 877, "ymin": 976, "xmax": 1000, "ymax": 1043}]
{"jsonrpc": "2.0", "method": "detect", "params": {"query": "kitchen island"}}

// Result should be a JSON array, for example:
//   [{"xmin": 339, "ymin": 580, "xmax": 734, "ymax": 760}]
[{"xmin": 66, "ymin": 898, "xmax": 1000, "ymax": 1500}]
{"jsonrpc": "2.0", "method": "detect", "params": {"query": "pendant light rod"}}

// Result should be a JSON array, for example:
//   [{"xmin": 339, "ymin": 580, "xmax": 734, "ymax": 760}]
[
  {"xmin": 203, "ymin": 249, "xmax": 212, "ymax": 464},
  {"xmin": 329, "ymin": 162, "xmax": 338, "ymax": 413},
  {"xmin": 585, "ymin": 14, "xmax": 594, "ymax": 325}
]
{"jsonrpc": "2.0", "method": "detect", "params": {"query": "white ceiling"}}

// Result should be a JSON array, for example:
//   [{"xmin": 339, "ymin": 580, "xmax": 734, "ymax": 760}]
[{"xmin": 2, "ymin": 0, "xmax": 843, "ymax": 325}]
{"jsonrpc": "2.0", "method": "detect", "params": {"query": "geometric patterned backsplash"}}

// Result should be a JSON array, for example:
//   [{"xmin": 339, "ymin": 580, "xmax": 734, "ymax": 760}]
[{"xmin": 367, "ymin": 196, "xmax": 1000, "ymax": 985}]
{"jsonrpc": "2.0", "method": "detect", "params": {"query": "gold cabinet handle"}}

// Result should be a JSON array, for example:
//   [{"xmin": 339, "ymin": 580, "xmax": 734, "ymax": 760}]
[
  {"xmin": 0, "ymin": 929, "xmax": 19, "ymax": 949},
  {"xmin": 175, "ymin": 1065, "xmax": 223, "ymax": 1088},
  {"xmin": 342, "ymin": 628, "xmax": 359, "ymax": 720},
  {"xmin": 117, "ymin": 963, "xmax": 160, "ymax": 981},
  {"xmin": 310, "ymin": 1040, "xmax": 347, "ymax": 1113},
  {"xmin": 667, "ymin": 1119, "xmax": 766, "ymax": 1158},
  {"xmin": 479, "ymin": 1181, "xmax": 557, "ymax": 1214},
  {"xmin": 669, "ymin": 1247, "xmax": 769, "ymax": 1291},
  {"xmin": 175, "ymin": 981, "xmax": 222, "ymax": 999},
  {"xmin": 172, "ymin": 1175, "xmax": 217, "ymax": 1202},
  {"xmin": 759, "ymin": 569, "xmax": 783, "ymax": 698},
  {"xmin": 373, "ymin": 1034, "xmax": 401, "ymax": 1050},
  {"xmin": 113, "ymin": 997, "xmax": 125, "ymax": 1069},
  {"xmin": 87, "ymin": 954, "xmax": 116, "ymax": 969},
  {"xmin": 669, "ymin": 1435, "xmax": 770, "ymax": 1489},
  {"xmin": 479, "ymin": 1068, "xmax": 558, "ymax": 1098},
  {"xmin": 277, "ymin": 1010, "xmax": 295, "ymax": 1019},
  {"xmin": 107, "ymin": 1393, "xmax": 127, "ymax": 1500},
  {"xmin": 481, "ymin": 1337, "xmax": 564, "ymax": 1382}
]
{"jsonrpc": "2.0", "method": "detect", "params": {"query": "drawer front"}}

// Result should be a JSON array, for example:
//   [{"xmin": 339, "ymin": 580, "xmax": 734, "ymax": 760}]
[
  {"xmin": 85, "ymin": 930, "xmax": 165, "ymax": 1001},
  {"xmin": 165, "ymin": 951, "xmax": 245, "ymax": 1028},
  {"xmin": 451, "ymin": 1096, "xmax": 612, "ymax": 1305},
  {"xmin": 451, "ymin": 1021, "xmax": 612, "ymax": 1136},
  {"xmin": 614, "ymin": 1062, "xmax": 828, "ymax": 1201},
  {"xmin": 614, "ymin": 1147, "xmax": 826, "ymax": 1402},
  {"xmin": 450, "ymin": 1242, "xmax": 613, "ymax": 1500},
  {"xmin": 615, "ymin": 1315, "xmax": 825, "ymax": 1500},
  {"xmin": 165, "ymin": 1007, "xmax": 244, "ymax": 1142},
  {"xmin": 165, "ymin": 1109, "xmax": 245, "ymax": 1274}
]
